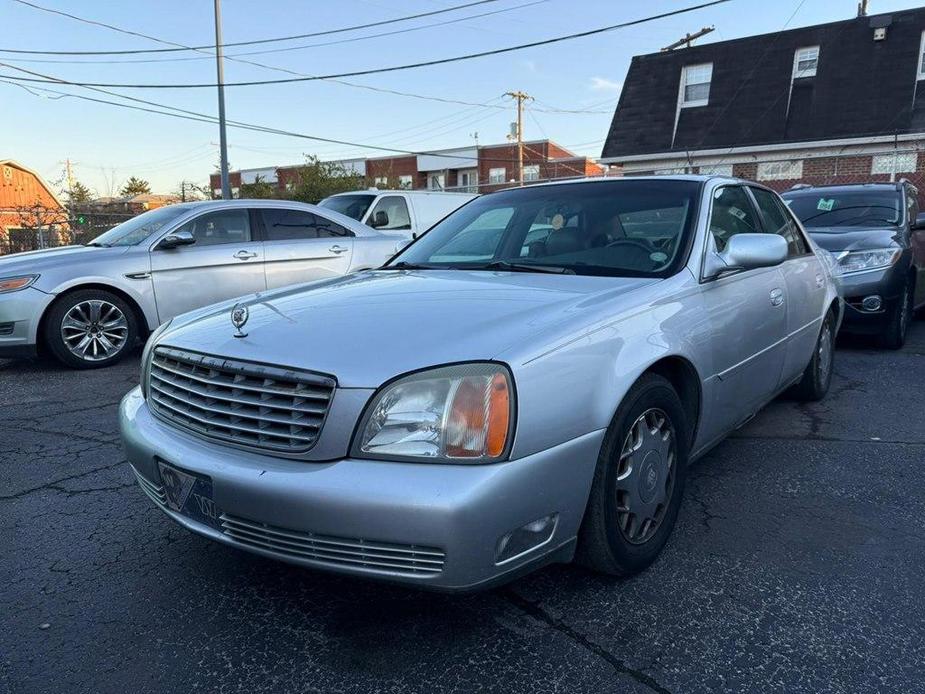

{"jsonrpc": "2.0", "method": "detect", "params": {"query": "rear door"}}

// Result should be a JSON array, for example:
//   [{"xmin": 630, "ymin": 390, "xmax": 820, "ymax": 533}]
[
  {"xmin": 149, "ymin": 208, "xmax": 265, "ymax": 322},
  {"xmin": 698, "ymin": 185, "xmax": 790, "ymax": 436},
  {"xmin": 259, "ymin": 207, "xmax": 355, "ymax": 290},
  {"xmin": 749, "ymin": 186, "xmax": 826, "ymax": 383}
]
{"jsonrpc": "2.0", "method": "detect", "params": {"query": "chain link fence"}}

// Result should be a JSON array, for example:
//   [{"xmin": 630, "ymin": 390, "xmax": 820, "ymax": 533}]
[{"xmin": 0, "ymin": 213, "xmax": 136, "ymax": 256}]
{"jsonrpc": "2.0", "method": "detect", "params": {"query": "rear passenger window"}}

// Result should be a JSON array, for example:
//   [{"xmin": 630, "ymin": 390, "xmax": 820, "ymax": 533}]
[
  {"xmin": 260, "ymin": 209, "xmax": 352, "ymax": 241},
  {"xmin": 750, "ymin": 187, "xmax": 808, "ymax": 256},
  {"xmin": 175, "ymin": 210, "xmax": 251, "ymax": 247},
  {"xmin": 709, "ymin": 186, "xmax": 761, "ymax": 251}
]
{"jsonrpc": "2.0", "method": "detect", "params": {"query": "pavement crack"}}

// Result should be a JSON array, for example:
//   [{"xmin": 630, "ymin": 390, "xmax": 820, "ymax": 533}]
[
  {"xmin": 0, "ymin": 460, "xmax": 127, "ymax": 501},
  {"xmin": 502, "ymin": 590, "xmax": 672, "ymax": 694}
]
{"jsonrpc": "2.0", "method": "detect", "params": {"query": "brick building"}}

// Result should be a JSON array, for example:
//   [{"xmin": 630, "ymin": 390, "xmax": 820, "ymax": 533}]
[
  {"xmin": 209, "ymin": 140, "xmax": 605, "ymax": 198},
  {"xmin": 600, "ymin": 6, "xmax": 925, "ymax": 199}
]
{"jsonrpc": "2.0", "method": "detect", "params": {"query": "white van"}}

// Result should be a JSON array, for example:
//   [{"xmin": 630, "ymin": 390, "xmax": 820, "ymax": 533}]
[{"xmin": 319, "ymin": 189, "xmax": 477, "ymax": 239}]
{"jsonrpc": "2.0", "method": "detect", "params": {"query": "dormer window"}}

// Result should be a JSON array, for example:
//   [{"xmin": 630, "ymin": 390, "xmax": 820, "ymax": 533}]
[
  {"xmin": 680, "ymin": 63, "xmax": 713, "ymax": 108},
  {"xmin": 793, "ymin": 46, "xmax": 819, "ymax": 78}
]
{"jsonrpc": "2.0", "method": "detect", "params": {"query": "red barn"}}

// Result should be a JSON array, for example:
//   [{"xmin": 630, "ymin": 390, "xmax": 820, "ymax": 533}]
[{"xmin": 0, "ymin": 159, "xmax": 67, "ymax": 255}]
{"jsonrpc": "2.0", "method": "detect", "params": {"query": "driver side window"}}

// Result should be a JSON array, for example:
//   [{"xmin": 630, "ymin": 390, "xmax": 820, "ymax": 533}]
[
  {"xmin": 174, "ymin": 210, "xmax": 251, "ymax": 247},
  {"xmin": 709, "ymin": 186, "xmax": 761, "ymax": 252}
]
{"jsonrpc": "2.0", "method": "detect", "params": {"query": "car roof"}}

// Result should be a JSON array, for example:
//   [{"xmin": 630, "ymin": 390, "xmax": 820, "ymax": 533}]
[
  {"xmin": 781, "ymin": 182, "xmax": 907, "ymax": 196},
  {"xmin": 326, "ymin": 189, "xmax": 475, "ymax": 197}
]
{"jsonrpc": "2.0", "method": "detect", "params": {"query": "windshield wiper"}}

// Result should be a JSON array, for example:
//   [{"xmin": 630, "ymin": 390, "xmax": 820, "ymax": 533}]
[
  {"xmin": 84, "ymin": 241, "xmax": 111, "ymax": 248},
  {"xmin": 382, "ymin": 261, "xmax": 448, "ymax": 270},
  {"xmin": 473, "ymin": 260, "xmax": 575, "ymax": 275}
]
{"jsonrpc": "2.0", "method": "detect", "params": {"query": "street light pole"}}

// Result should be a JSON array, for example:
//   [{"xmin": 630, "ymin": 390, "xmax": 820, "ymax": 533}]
[{"xmin": 214, "ymin": 0, "xmax": 231, "ymax": 200}]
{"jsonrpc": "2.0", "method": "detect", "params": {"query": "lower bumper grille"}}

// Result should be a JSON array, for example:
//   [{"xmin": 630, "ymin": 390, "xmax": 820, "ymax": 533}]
[
  {"xmin": 131, "ymin": 466, "xmax": 167, "ymax": 507},
  {"xmin": 221, "ymin": 514, "xmax": 446, "ymax": 576}
]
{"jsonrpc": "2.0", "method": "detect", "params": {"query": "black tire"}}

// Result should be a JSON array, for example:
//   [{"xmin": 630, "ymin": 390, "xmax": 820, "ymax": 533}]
[
  {"xmin": 880, "ymin": 281, "xmax": 914, "ymax": 350},
  {"xmin": 792, "ymin": 309, "xmax": 836, "ymax": 402},
  {"xmin": 44, "ymin": 289, "xmax": 139, "ymax": 369},
  {"xmin": 576, "ymin": 373, "xmax": 689, "ymax": 577}
]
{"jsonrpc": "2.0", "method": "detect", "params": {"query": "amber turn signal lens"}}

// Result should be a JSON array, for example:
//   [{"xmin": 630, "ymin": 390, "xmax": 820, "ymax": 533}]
[
  {"xmin": 0, "ymin": 275, "xmax": 37, "ymax": 293},
  {"xmin": 445, "ymin": 372, "xmax": 511, "ymax": 459}
]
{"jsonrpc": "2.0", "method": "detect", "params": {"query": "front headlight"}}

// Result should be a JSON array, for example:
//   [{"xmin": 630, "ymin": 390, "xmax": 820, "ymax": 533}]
[
  {"xmin": 353, "ymin": 363, "xmax": 514, "ymax": 463},
  {"xmin": 140, "ymin": 319, "xmax": 172, "ymax": 398},
  {"xmin": 837, "ymin": 248, "xmax": 901, "ymax": 275},
  {"xmin": 0, "ymin": 274, "xmax": 39, "ymax": 293}
]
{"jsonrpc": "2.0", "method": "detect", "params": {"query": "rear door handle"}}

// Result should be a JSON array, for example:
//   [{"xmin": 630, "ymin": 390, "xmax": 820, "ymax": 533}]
[
  {"xmin": 769, "ymin": 288, "xmax": 785, "ymax": 307},
  {"xmin": 329, "ymin": 245, "xmax": 349, "ymax": 254},
  {"xmin": 234, "ymin": 250, "xmax": 258, "ymax": 260}
]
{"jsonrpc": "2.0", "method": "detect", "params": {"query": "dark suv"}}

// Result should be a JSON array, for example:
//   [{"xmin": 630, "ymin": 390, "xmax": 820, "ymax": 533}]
[{"xmin": 782, "ymin": 181, "xmax": 925, "ymax": 348}]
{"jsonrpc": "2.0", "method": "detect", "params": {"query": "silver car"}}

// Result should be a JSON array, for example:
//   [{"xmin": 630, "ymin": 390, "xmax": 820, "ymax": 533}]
[
  {"xmin": 120, "ymin": 177, "xmax": 841, "ymax": 591},
  {"xmin": 0, "ymin": 199, "xmax": 407, "ymax": 368}
]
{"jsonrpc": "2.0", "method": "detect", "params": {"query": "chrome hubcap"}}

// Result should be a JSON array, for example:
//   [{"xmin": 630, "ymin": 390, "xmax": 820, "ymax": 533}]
[
  {"xmin": 818, "ymin": 318, "xmax": 833, "ymax": 383},
  {"xmin": 615, "ymin": 408, "xmax": 676, "ymax": 545},
  {"xmin": 61, "ymin": 300, "xmax": 128, "ymax": 362}
]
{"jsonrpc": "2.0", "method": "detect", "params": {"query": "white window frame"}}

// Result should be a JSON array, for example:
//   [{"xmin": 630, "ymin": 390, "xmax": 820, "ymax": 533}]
[
  {"xmin": 919, "ymin": 31, "xmax": 925, "ymax": 80},
  {"xmin": 398, "ymin": 174, "xmax": 413, "ymax": 190},
  {"xmin": 871, "ymin": 152, "xmax": 917, "ymax": 175},
  {"xmin": 523, "ymin": 164, "xmax": 540, "ymax": 182},
  {"xmin": 374, "ymin": 176, "xmax": 388, "ymax": 187},
  {"xmin": 793, "ymin": 46, "xmax": 819, "ymax": 79},
  {"xmin": 680, "ymin": 63, "xmax": 713, "ymax": 108},
  {"xmin": 756, "ymin": 160, "xmax": 804, "ymax": 181},
  {"xmin": 427, "ymin": 172, "xmax": 446, "ymax": 190},
  {"xmin": 489, "ymin": 167, "xmax": 506, "ymax": 184}
]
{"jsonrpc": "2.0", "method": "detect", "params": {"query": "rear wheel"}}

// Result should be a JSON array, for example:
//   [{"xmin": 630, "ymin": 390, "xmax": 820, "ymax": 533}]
[
  {"xmin": 44, "ymin": 289, "xmax": 138, "ymax": 369},
  {"xmin": 577, "ymin": 373, "xmax": 689, "ymax": 576},
  {"xmin": 880, "ymin": 281, "xmax": 913, "ymax": 350},
  {"xmin": 792, "ymin": 309, "xmax": 835, "ymax": 402}
]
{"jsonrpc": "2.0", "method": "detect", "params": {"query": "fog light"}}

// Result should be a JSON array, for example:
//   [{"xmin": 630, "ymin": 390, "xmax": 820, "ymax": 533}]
[
  {"xmin": 495, "ymin": 514, "xmax": 558, "ymax": 564},
  {"xmin": 861, "ymin": 295, "xmax": 882, "ymax": 312}
]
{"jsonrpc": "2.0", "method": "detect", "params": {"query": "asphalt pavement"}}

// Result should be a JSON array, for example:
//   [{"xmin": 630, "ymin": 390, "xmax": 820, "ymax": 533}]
[{"xmin": 2, "ymin": 323, "xmax": 924, "ymax": 693}]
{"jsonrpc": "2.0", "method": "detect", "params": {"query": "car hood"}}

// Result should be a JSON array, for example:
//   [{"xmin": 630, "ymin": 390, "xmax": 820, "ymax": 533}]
[
  {"xmin": 160, "ymin": 269, "xmax": 658, "ymax": 388},
  {"xmin": 0, "ymin": 245, "xmax": 130, "ymax": 277},
  {"xmin": 806, "ymin": 226, "xmax": 901, "ymax": 252}
]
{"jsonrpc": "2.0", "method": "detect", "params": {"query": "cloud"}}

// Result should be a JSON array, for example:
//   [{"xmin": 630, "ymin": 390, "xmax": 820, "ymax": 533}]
[{"xmin": 589, "ymin": 77, "xmax": 623, "ymax": 94}]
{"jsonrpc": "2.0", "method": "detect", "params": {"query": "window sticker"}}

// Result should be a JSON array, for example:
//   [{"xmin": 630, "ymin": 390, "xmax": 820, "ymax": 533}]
[
  {"xmin": 728, "ymin": 206, "xmax": 747, "ymax": 221},
  {"xmin": 817, "ymin": 198, "xmax": 835, "ymax": 212}
]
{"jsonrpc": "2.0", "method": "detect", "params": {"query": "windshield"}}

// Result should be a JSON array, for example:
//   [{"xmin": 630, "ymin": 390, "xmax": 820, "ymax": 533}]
[
  {"xmin": 318, "ymin": 194, "xmax": 376, "ymax": 221},
  {"xmin": 783, "ymin": 191, "xmax": 902, "ymax": 228},
  {"xmin": 388, "ymin": 180, "xmax": 700, "ymax": 277},
  {"xmin": 88, "ymin": 206, "xmax": 188, "ymax": 247}
]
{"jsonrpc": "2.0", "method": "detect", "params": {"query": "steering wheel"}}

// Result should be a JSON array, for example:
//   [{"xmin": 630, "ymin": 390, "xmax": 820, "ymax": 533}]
[{"xmin": 605, "ymin": 238, "xmax": 657, "ymax": 253}]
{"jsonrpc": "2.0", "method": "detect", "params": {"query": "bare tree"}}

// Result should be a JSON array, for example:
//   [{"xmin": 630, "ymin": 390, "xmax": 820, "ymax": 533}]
[{"xmin": 13, "ymin": 200, "xmax": 68, "ymax": 250}]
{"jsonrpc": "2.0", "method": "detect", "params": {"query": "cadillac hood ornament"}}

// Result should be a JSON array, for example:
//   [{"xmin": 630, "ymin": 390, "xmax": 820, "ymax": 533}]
[{"xmin": 231, "ymin": 302, "xmax": 249, "ymax": 338}]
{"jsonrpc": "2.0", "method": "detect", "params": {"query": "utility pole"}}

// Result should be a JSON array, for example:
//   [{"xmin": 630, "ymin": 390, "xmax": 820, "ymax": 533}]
[
  {"xmin": 505, "ymin": 91, "xmax": 533, "ymax": 185},
  {"xmin": 214, "ymin": 0, "xmax": 231, "ymax": 200},
  {"xmin": 660, "ymin": 26, "xmax": 715, "ymax": 52},
  {"xmin": 60, "ymin": 158, "xmax": 77, "ymax": 199},
  {"xmin": 858, "ymin": 0, "xmax": 869, "ymax": 16}
]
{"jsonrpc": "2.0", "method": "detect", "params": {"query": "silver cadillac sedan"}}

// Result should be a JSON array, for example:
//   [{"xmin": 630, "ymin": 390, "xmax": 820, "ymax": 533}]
[
  {"xmin": 120, "ymin": 176, "xmax": 841, "ymax": 591},
  {"xmin": 0, "ymin": 199, "xmax": 407, "ymax": 368}
]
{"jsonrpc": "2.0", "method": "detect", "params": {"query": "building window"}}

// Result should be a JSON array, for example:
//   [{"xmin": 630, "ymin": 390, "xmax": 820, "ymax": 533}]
[
  {"xmin": 871, "ymin": 152, "xmax": 917, "ymax": 175},
  {"xmin": 458, "ymin": 169, "xmax": 478, "ymax": 192},
  {"xmin": 756, "ymin": 160, "xmax": 804, "ymax": 181},
  {"xmin": 489, "ymin": 167, "xmax": 506, "ymax": 184},
  {"xmin": 374, "ymin": 176, "xmax": 388, "ymax": 188},
  {"xmin": 523, "ymin": 164, "xmax": 540, "ymax": 182},
  {"xmin": 398, "ymin": 175, "xmax": 413, "ymax": 189},
  {"xmin": 700, "ymin": 164, "xmax": 733, "ymax": 177},
  {"xmin": 680, "ymin": 63, "xmax": 712, "ymax": 107},
  {"xmin": 793, "ymin": 46, "xmax": 819, "ymax": 78},
  {"xmin": 427, "ymin": 173, "xmax": 445, "ymax": 190}
]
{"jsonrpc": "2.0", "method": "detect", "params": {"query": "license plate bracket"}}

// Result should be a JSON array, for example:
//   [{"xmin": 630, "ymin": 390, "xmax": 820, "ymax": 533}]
[{"xmin": 157, "ymin": 460, "xmax": 222, "ymax": 531}]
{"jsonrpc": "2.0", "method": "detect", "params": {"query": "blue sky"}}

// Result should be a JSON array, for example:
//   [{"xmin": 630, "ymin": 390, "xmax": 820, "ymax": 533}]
[{"xmin": 3, "ymin": 0, "xmax": 924, "ymax": 195}]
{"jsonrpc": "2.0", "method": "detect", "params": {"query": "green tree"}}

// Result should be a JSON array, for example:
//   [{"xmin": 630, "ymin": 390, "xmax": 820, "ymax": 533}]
[
  {"xmin": 67, "ymin": 180, "xmax": 93, "ymax": 204},
  {"xmin": 287, "ymin": 156, "xmax": 365, "ymax": 204},
  {"xmin": 119, "ymin": 176, "xmax": 152, "ymax": 197},
  {"xmin": 238, "ymin": 175, "xmax": 278, "ymax": 200}
]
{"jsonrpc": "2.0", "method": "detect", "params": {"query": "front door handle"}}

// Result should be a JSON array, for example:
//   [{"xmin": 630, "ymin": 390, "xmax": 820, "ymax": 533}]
[
  {"xmin": 329, "ymin": 245, "xmax": 349, "ymax": 254},
  {"xmin": 769, "ymin": 288, "xmax": 785, "ymax": 307},
  {"xmin": 234, "ymin": 250, "xmax": 258, "ymax": 261}
]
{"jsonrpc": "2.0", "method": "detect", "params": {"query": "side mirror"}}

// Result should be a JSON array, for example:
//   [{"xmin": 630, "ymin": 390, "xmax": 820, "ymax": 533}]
[
  {"xmin": 157, "ymin": 230, "xmax": 195, "ymax": 249},
  {"xmin": 913, "ymin": 212, "xmax": 925, "ymax": 230},
  {"xmin": 704, "ymin": 233, "xmax": 788, "ymax": 279},
  {"xmin": 370, "ymin": 210, "xmax": 390, "ymax": 228}
]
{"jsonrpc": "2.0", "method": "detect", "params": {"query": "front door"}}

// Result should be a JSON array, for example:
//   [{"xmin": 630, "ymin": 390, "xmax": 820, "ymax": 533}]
[
  {"xmin": 699, "ymin": 185, "xmax": 790, "ymax": 439},
  {"xmin": 259, "ymin": 208, "xmax": 355, "ymax": 291},
  {"xmin": 150, "ymin": 209, "xmax": 265, "ymax": 322}
]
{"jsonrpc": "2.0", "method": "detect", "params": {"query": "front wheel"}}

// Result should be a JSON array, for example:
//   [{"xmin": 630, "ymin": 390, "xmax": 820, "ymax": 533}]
[
  {"xmin": 576, "ymin": 373, "xmax": 689, "ymax": 577},
  {"xmin": 880, "ymin": 281, "xmax": 913, "ymax": 350},
  {"xmin": 44, "ymin": 289, "xmax": 138, "ymax": 369},
  {"xmin": 791, "ymin": 310, "xmax": 835, "ymax": 402}
]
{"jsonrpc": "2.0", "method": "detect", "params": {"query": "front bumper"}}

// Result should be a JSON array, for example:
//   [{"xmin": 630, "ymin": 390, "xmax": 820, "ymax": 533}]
[
  {"xmin": 837, "ymin": 266, "xmax": 905, "ymax": 335},
  {"xmin": 120, "ymin": 387, "xmax": 604, "ymax": 591},
  {"xmin": 0, "ymin": 286, "xmax": 54, "ymax": 358}
]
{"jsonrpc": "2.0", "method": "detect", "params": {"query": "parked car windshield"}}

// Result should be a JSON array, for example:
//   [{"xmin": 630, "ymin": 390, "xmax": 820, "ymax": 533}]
[
  {"xmin": 87, "ymin": 205, "xmax": 189, "ymax": 247},
  {"xmin": 388, "ymin": 180, "xmax": 701, "ymax": 277},
  {"xmin": 783, "ymin": 190, "xmax": 902, "ymax": 229},
  {"xmin": 318, "ymin": 194, "xmax": 376, "ymax": 221}
]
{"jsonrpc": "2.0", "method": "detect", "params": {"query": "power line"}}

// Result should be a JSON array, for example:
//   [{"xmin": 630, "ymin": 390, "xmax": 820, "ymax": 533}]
[
  {"xmin": 2, "ymin": 0, "xmax": 503, "ymax": 55},
  {"xmin": 0, "ymin": 1, "xmax": 733, "ymax": 89}
]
